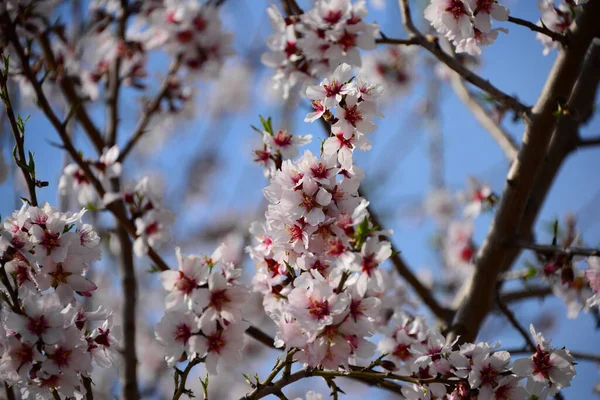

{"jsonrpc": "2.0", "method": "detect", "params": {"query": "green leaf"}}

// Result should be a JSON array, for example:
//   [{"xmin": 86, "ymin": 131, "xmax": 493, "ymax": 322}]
[
  {"xmin": 2, "ymin": 54, "xmax": 9, "ymax": 75},
  {"xmin": 146, "ymin": 265, "xmax": 162, "ymax": 274},
  {"xmin": 258, "ymin": 115, "xmax": 274, "ymax": 136},
  {"xmin": 28, "ymin": 151, "xmax": 35, "ymax": 176}
]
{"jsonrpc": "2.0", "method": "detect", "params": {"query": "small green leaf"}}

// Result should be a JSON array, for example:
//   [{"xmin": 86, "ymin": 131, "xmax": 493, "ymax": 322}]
[{"xmin": 146, "ymin": 265, "xmax": 162, "ymax": 274}]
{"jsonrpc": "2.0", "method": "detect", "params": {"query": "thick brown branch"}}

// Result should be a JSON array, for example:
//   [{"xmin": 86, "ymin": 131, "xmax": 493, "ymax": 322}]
[
  {"xmin": 507, "ymin": 16, "xmax": 567, "ymax": 45},
  {"xmin": 448, "ymin": 1, "xmax": 600, "ymax": 344},
  {"xmin": 448, "ymin": 69, "xmax": 519, "ymax": 162},
  {"xmin": 118, "ymin": 56, "xmax": 182, "ymax": 162},
  {"xmin": 394, "ymin": 0, "xmax": 529, "ymax": 115}
]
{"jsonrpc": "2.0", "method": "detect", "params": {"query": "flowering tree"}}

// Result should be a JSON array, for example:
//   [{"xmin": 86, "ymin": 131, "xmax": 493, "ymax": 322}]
[{"xmin": 0, "ymin": 0, "xmax": 599, "ymax": 399}]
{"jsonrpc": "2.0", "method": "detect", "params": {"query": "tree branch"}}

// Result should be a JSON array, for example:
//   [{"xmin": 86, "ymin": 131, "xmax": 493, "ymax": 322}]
[
  {"xmin": 500, "ymin": 286, "xmax": 553, "ymax": 304},
  {"xmin": 0, "ymin": 70, "xmax": 39, "ymax": 206},
  {"xmin": 447, "ymin": 67, "xmax": 519, "ymax": 162},
  {"xmin": 507, "ymin": 16, "xmax": 567, "ymax": 45},
  {"xmin": 447, "ymin": 1, "xmax": 600, "ymax": 344},
  {"xmin": 116, "ymin": 213, "xmax": 139, "ymax": 399},
  {"xmin": 577, "ymin": 136, "xmax": 600, "ymax": 148},
  {"xmin": 105, "ymin": 0, "xmax": 129, "ymax": 146},
  {"xmin": 35, "ymin": 32, "xmax": 104, "ymax": 154},
  {"xmin": 515, "ymin": 241, "xmax": 600, "ymax": 257},
  {"xmin": 117, "ymin": 55, "xmax": 182, "ymax": 162},
  {"xmin": 496, "ymin": 294, "xmax": 536, "ymax": 351},
  {"xmin": 394, "ymin": 0, "xmax": 529, "ymax": 115}
]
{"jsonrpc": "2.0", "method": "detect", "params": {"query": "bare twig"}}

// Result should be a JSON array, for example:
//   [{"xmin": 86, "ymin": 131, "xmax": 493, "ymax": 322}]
[
  {"xmin": 448, "ymin": 68, "xmax": 519, "ymax": 162},
  {"xmin": 245, "ymin": 325, "xmax": 278, "ymax": 349},
  {"xmin": 375, "ymin": 36, "xmax": 420, "ymax": 46},
  {"xmin": 35, "ymin": 32, "xmax": 104, "ymax": 153},
  {"xmin": 507, "ymin": 16, "xmax": 567, "ymax": 45},
  {"xmin": 105, "ymin": 0, "xmax": 129, "ymax": 146},
  {"xmin": 496, "ymin": 294, "xmax": 536, "ymax": 351},
  {"xmin": 117, "ymin": 55, "xmax": 182, "ymax": 162},
  {"xmin": 516, "ymin": 241, "xmax": 600, "ymax": 257},
  {"xmin": 393, "ymin": 0, "xmax": 529, "ymax": 116},
  {"xmin": 448, "ymin": 1, "xmax": 600, "ymax": 344},
  {"xmin": 500, "ymin": 286, "xmax": 553, "ymax": 304},
  {"xmin": 577, "ymin": 136, "xmax": 600, "ymax": 148}
]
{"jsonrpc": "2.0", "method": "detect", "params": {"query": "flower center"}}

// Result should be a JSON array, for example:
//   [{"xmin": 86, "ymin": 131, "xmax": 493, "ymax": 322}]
[
  {"xmin": 174, "ymin": 323, "xmax": 192, "ymax": 343},
  {"xmin": 307, "ymin": 297, "xmax": 330, "ymax": 320}
]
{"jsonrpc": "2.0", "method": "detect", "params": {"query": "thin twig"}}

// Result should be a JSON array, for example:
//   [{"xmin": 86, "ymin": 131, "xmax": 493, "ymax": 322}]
[
  {"xmin": 35, "ymin": 32, "xmax": 104, "ymax": 153},
  {"xmin": 118, "ymin": 55, "xmax": 182, "ymax": 162},
  {"xmin": 577, "ymin": 136, "xmax": 600, "ymax": 148},
  {"xmin": 105, "ymin": 0, "xmax": 129, "ymax": 146},
  {"xmin": 496, "ymin": 293, "xmax": 536, "ymax": 351},
  {"xmin": 173, "ymin": 357, "xmax": 204, "ymax": 400},
  {"xmin": 515, "ymin": 241, "xmax": 600, "ymax": 257},
  {"xmin": 0, "ymin": 70, "xmax": 39, "ymax": 206},
  {"xmin": 500, "ymin": 286, "xmax": 553, "ymax": 304},
  {"xmin": 375, "ymin": 37, "xmax": 420, "ymax": 46},
  {"xmin": 507, "ymin": 16, "xmax": 567, "ymax": 45},
  {"xmin": 392, "ymin": 0, "xmax": 529, "ymax": 116},
  {"xmin": 447, "ymin": 65, "xmax": 519, "ymax": 162},
  {"xmin": 245, "ymin": 325, "xmax": 277, "ymax": 349}
]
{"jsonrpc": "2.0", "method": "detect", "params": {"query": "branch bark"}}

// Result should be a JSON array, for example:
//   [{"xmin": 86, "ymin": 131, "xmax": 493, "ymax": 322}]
[{"xmin": 448, "ymin": 5, "xmax": 600, "ymax": 344}]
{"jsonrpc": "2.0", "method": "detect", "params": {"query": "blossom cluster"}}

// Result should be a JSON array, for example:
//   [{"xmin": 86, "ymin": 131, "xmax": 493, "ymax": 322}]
[
  {"xmin": 59, "ymin": 145, "xmax": 122, "ymax": 209},
  {"xmin": 262, "ymin": 1, "xmax": 378, "ymax": 98},
  {"xmin": 141, "ymin": 0, "xmax": 234, "ymax": 76},
  {"xmin": 423, "ymin": 178, "xmax": 495, "ymax": 285},
  {"xmin": 305, "ymin": 63, "xmax": 382, "ymax": 169},
  {"xmin": 378, "ymin": 312, "xmax": 576, "ymax": 399},
  {"xmin": 361, "ymin": 46, "xmax": 417, "ymax": 100},
  {"xmin": 2, "ymin": 0, "xmax": 233, "ymax": 121},
  {"xmin": 123, "ymin": 176, "xmax": 175, "ymax": 258},
  {"xmin": 536, "ymin": 0, "xmax": 587, "ymax": 55},
  {"xmin": 247, "ymin": 66, "xmax": 396, "ymax": 368},
  {"xmin": 424, "ymin": 0, "xmax": 510, "ymax": 56},
  {"xmin": 523, "ymin": 216, "xmax": 600, "ymax": 319},
  {"xmin": 0, "ymin": 203, "xmax": 120, "ymax": 399},
  {"xmin": 253, "ymin": 116, "xmax": 313, "ymax": 178},
  {"xmin": 155, "ymin": 244, "xmax": 249, "ymax": 375}
]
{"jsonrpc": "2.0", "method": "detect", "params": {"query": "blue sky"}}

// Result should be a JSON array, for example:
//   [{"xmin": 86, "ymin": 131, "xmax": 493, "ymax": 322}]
[{"xmin": 1, "ymin": 0, "xmax": 599, "ymax": 398}]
